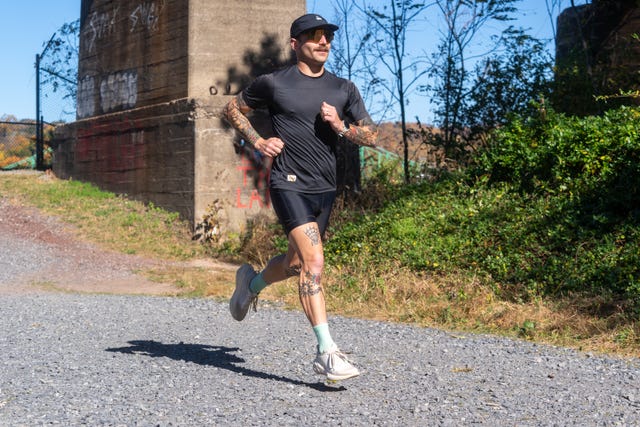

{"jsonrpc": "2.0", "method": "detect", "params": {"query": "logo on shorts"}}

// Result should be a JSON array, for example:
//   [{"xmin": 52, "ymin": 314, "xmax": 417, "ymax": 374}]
[{"xmin": 287, "ymin": 175, "xmax": 297, "ymax": 182}]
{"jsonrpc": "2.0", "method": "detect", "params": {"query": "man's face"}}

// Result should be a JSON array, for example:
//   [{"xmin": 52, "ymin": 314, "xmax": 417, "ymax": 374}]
[{"xmin": 294, "ymin": 28, "xmax": 334, "ymax": 66}]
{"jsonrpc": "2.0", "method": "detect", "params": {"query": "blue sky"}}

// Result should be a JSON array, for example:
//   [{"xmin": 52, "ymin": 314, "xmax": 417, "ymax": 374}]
[
  {"xmin": 0, "ymin": 1, "xmax": 578, "ymax": 122},
  {"xmin": 0, "ymin": 1, "xmax": 80, "ymax": 121}
]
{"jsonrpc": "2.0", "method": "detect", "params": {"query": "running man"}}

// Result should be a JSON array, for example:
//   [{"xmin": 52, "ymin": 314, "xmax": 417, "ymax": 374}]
[{"xmin": 223, "ymin": 13, "xmax": 378, "ymax": 381}]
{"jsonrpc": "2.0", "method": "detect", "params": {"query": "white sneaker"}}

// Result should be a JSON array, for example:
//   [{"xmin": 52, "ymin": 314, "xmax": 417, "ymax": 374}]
[
  {"xmin": 230, "ymin": 264, "xmax": 258, "ymax": 321},
  {"xmin": 313, "ymin": 344, "xmax": 360, "ymax": 381}
]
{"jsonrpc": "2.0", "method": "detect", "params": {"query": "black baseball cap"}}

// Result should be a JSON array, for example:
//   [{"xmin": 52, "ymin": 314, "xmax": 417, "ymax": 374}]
[{"xmin": 290, "ymin": 14, "xmax": 339, "ymax": 38}]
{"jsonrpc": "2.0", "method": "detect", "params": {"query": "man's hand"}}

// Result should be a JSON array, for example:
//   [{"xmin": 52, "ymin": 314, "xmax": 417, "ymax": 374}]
[
  {"xmin": 320, "ymin": 101, "xmax": 378, "ymax": 147},
  {"xmin": 255, "ymin": 137, "xmax": 285, "ymax": 158},
  {"xmin": 320, "ymin": 101, "xmax": 345, "ymax": 134}
]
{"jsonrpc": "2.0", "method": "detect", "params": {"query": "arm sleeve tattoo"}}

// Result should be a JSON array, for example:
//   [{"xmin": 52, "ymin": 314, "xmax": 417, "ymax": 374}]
[
  {"xmin": 342, "ymin": 116, "xmax": 379, "ymax": 148},
  {"xmin": 222, "ymin": 95, "xmax": 262, "ymax": 146}
]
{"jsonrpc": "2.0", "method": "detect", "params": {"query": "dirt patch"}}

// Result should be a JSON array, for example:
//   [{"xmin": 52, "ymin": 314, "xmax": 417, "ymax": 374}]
[{"xmin": 0, "ymin": 193, "xmax": 234, "ymax": 296}]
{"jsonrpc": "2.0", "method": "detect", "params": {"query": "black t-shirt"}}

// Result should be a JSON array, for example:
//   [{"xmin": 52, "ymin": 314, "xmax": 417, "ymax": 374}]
[{"xmin": 242, "ymin": 65, "xmax": 371, "ymax": 193}]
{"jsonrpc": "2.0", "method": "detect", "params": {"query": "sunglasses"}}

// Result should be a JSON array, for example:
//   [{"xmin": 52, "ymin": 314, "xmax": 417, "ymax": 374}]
[{"xmin": 301, "ymin": 28, "xmax": 334, "ymax": 43}]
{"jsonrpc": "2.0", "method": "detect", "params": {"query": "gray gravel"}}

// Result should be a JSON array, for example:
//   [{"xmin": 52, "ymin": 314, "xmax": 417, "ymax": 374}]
[
  {"xmin": 0, "ymin": 233, "xmax": 58, "ymax": 285},
  {"xmin": 0, "ymin": 293, "xmax": 639, "ymax": 426}
]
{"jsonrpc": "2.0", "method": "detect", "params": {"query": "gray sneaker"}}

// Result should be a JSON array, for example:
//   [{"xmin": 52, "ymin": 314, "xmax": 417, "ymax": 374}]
[
  {"xmin": 313, "ymin": 344, "xmax": 360, "ymax": 381},
  {"xmin": 230, "ymin": 264, "xmax": 258, "ymax": 321}
]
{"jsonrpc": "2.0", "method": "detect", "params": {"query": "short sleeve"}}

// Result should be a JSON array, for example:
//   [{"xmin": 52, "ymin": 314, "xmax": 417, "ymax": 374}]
[
  {"xmin": 344, "ymin": 81, "xmax": 371, "ymax": 124},
  {"xmin": 241, "ymin": 74, "xmax": 274, "ymax": 110}
]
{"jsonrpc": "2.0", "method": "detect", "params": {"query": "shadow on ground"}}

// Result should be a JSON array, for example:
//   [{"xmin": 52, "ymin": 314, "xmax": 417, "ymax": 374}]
[{"xmin": 106, "ymin": 340, "xmax": 345, "ymax": 392}]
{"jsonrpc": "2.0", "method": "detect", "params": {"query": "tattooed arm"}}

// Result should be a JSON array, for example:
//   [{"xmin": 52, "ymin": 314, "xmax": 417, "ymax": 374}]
[
  {"xmin": 223, "ymin": 94, "xmax": 284, "ymax": 158},
  {"xmin": 341, "ymin": 117, "xmax": 379, "ymax": 148},
  {"xmin": 320, "ymin": 101, "xmax": 378, "ymax": 148}
]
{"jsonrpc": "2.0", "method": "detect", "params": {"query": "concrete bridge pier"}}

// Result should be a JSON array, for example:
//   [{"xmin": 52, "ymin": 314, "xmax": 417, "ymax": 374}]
[{"xmin": 53, "ymin": 0, "xmax": 305, "ymax": 237}]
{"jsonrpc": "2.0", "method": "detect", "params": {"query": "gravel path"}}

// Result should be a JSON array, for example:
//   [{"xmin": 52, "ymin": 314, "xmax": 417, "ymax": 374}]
[
  {"xmin": 1, "ymin": 178, "xmax": 640, "ymax": 426},
  {"xmin": 0, "ymin": 294, "xmax": 639, "ymax": 426}
]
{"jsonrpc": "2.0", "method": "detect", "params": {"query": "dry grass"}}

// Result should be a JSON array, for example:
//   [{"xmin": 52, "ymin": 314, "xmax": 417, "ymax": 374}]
[
  {"xmin": 146, "ymin": 265, "xmax": 236, "ymax": 299},
  {"xmin": 168, "ymin": 254, "xmax": 638, "ymax": 358}
]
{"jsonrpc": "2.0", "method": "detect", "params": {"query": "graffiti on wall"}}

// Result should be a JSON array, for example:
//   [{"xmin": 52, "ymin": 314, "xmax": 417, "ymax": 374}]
[
  {"xmin": 84, "ymin": 7, "xmax": 119, "ymax": 54},
  {"xmin": 130, "ymin": 1, "xmax": 166, "ymax": 33},
  {"xmin": 83, "ymin": 1, "xmax": 165, "ymax": 53},
  {"xmin": 76, "ymin": 123, "xmax": 148, "ymax": 176},
  {"xmin": 100, "ymin": 70, "xmax": 138, "ymax": 114},
  {"xmin": 77, "ymin": 76, "xmax": 97, "ymax": 118},
  {"xmin": 77, "ymin": 71, "xmax": 138, "ymax": 119},
  {"xmin": 78, "ymin": 1, "xmax": 167, "ymax": 118},
  {"xmin": 235, "ymin": 148, "xmax": 270, "ymax": 209}
]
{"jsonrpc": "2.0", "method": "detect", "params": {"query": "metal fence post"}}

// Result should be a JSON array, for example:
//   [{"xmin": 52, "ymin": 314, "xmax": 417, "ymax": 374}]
[
  {"xmin": 35, "ymin": 53, "xmax": 43, "ymax": 170},
  {"xmin": 35, "ymin": 33, "xmax": 56, "ymax": 171}
]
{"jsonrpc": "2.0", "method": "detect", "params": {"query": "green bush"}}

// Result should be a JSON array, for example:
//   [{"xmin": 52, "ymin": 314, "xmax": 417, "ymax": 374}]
[
  {"xmin": 479, "ymin": 106, "xmax": 640, "ymax": 211},
  {"xmin": 327, "ymin": 106, "xmax": 640, "ymax": 309},
  {"xmin": 474, "ymin": 106, "xmax": 640, "ymax": 301}
]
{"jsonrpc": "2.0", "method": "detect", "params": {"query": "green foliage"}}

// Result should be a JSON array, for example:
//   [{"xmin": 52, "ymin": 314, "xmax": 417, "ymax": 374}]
[
  {"xmin": 472, "ymin": 105, "xmax": 640, "ymax": 300},
  {"xmin": 478, "ymin": 105, "xmax": 640, "ymax": 207},
  {"xmin": 327, "ymin": 105, "xmax": 640, "ymax": 310},
  {"xmin": 465, "ymin": 28, "xmax": 553, "ymax": 132}
]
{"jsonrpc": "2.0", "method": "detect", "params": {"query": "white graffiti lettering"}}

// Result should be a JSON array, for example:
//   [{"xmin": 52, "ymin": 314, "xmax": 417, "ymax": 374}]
[
  {"xmin": 77, "ymin": 75, "xmax": 96, "ymax": 119},
  {"xmin": 99, "ymin": 71, "xmax": 138, "ymax": 114},
  {"xmin": 85, "ymin": 7, "xmax": 119, "ymax": 53},
  {"xmin": 130, "ymin": 1, "xmax": 165, "ymax": 33}
]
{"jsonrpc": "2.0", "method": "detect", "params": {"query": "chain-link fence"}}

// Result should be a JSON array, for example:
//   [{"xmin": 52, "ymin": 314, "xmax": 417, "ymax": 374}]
[
  {"xmin": 1, "ymin": 28, "xmax": 77, "ymax": 171},
  {"xmin": 0, "ymin": 121, "xmax": 57, "ymax": 170},
  {"xmin": 33, "ymin": 30, "xmax": 77, "ymax": 170},
  {"xmin": 0, "ymin": 121, "xmax": 37, "ymax": 170},
  {"xmin": 1, "ymin": 27, "xmax": 78, "ymax": 171}
]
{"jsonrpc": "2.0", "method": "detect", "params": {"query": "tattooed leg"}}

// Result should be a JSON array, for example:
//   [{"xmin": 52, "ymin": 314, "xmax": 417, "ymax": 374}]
[
  {"xmin": 303, "ymin": 224, "xmax": 321, "ymax": 246},
  {"xmin": 299, "ymin": 270, "xmax": 323, "ymax": 297},
  {"xmin": 288, "ymin": 222, "xmax": 328, "ymax": 327},
  {"xmin": 258, "ymin": 245, "xmax": 303, "ymax": 284}
]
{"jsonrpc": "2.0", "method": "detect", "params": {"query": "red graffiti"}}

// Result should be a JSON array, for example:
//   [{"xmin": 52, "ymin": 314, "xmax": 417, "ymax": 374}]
[
  {"xmin": 236, "ymin": 151, "xmax": 270, "ymax": 209},
  {"xmin": 75, "ymin": 119, "xmax": 148, "ymax": 186}
]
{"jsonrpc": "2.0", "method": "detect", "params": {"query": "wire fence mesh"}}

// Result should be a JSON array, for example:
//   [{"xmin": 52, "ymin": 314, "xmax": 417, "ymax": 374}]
[
  {"xmin": 0, "ymin": 121, "xmax": 37, "ymax": 170},
  {"xmin": 40, "ymin": 72, "xmax": 76, "ymax": 125},
  {"xmin": 1, "ymin": 27, "xmax": 78, "ymax": 171},
  {"xmin": 0, "ymin": 121, "xmax": 56, "ymax": 170}
]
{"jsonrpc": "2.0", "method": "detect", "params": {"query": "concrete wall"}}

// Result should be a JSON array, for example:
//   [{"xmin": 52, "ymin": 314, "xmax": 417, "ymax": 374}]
[
  {"xmin": 77, "ymin": 0, "xmax": 190, "ymax": 119},
  {"xmin": 54, "ymin": 99, "xmax": 197, "ymax": 217},
  {"xmin": 54, "ymin": 0, "xmax": 305, "ymax": 234},
  {"xmin": 187, "ymin": 0, "xmax": 303, "ymax": 231},
  {"xmin": 187, "ymin": 0, "xmax": 297, "ymax": 99},
  {"xmin": 555, "ymin": 0, "xmax": 640, "ymax": 114}
]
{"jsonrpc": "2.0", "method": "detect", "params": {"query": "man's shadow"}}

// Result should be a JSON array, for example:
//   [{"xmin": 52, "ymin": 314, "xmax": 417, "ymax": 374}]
[{"xmin": 106, "ymin": 340, "xmax": 345, "ymax": 392}]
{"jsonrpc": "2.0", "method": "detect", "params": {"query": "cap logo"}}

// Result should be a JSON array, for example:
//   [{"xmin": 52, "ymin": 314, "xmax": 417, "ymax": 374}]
[{"xmin": 315, "ymin": 15, "xmax": 323, "ymax": 20}]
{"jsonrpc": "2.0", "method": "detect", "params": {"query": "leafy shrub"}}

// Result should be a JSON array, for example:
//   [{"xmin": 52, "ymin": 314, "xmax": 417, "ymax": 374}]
[
  {"xmin": 328, "ymin": 106, "xmax": 640, "ymax": 309},
  {"xmin": 478, "ymin": 106, "xmax": 640, "ymax": 211},
  {"xmin": 473, "ymin": 105, "xmax": 640, "ymax": 301}
]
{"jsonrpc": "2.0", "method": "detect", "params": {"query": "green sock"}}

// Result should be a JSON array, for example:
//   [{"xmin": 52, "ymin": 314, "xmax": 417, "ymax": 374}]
[
  {"xmin": 249, "ymin": 272, "xmax": 268, "ymax": 294},
  {"xmin": 313, "ymin": 323, "xmax": 336, "ymax": 354}
]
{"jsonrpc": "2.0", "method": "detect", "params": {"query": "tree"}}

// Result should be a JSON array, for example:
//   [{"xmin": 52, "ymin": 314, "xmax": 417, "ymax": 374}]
[
  {"xmin": 427, "ymin": 0, "xmax": 519, "ymax": 164},
  {"xmin": 359, "ymin": 0, "xmax": 433, "ymax": 184},
  {"xmin": 330, "ymin": 0, "xmax": 386, "ymax": 118},
  {"xmin": 464, "ymin": 28, "xmax": 553, "ymax": 135},
  {"xmin": 39, "ymin": 19, "xmax": 80, "ymax": 108}
]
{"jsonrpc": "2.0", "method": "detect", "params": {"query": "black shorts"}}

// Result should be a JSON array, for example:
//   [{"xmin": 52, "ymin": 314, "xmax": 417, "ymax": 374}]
[{"xmin": 270, "ymin": 189, "xmax": 337, "ymax": 236}]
